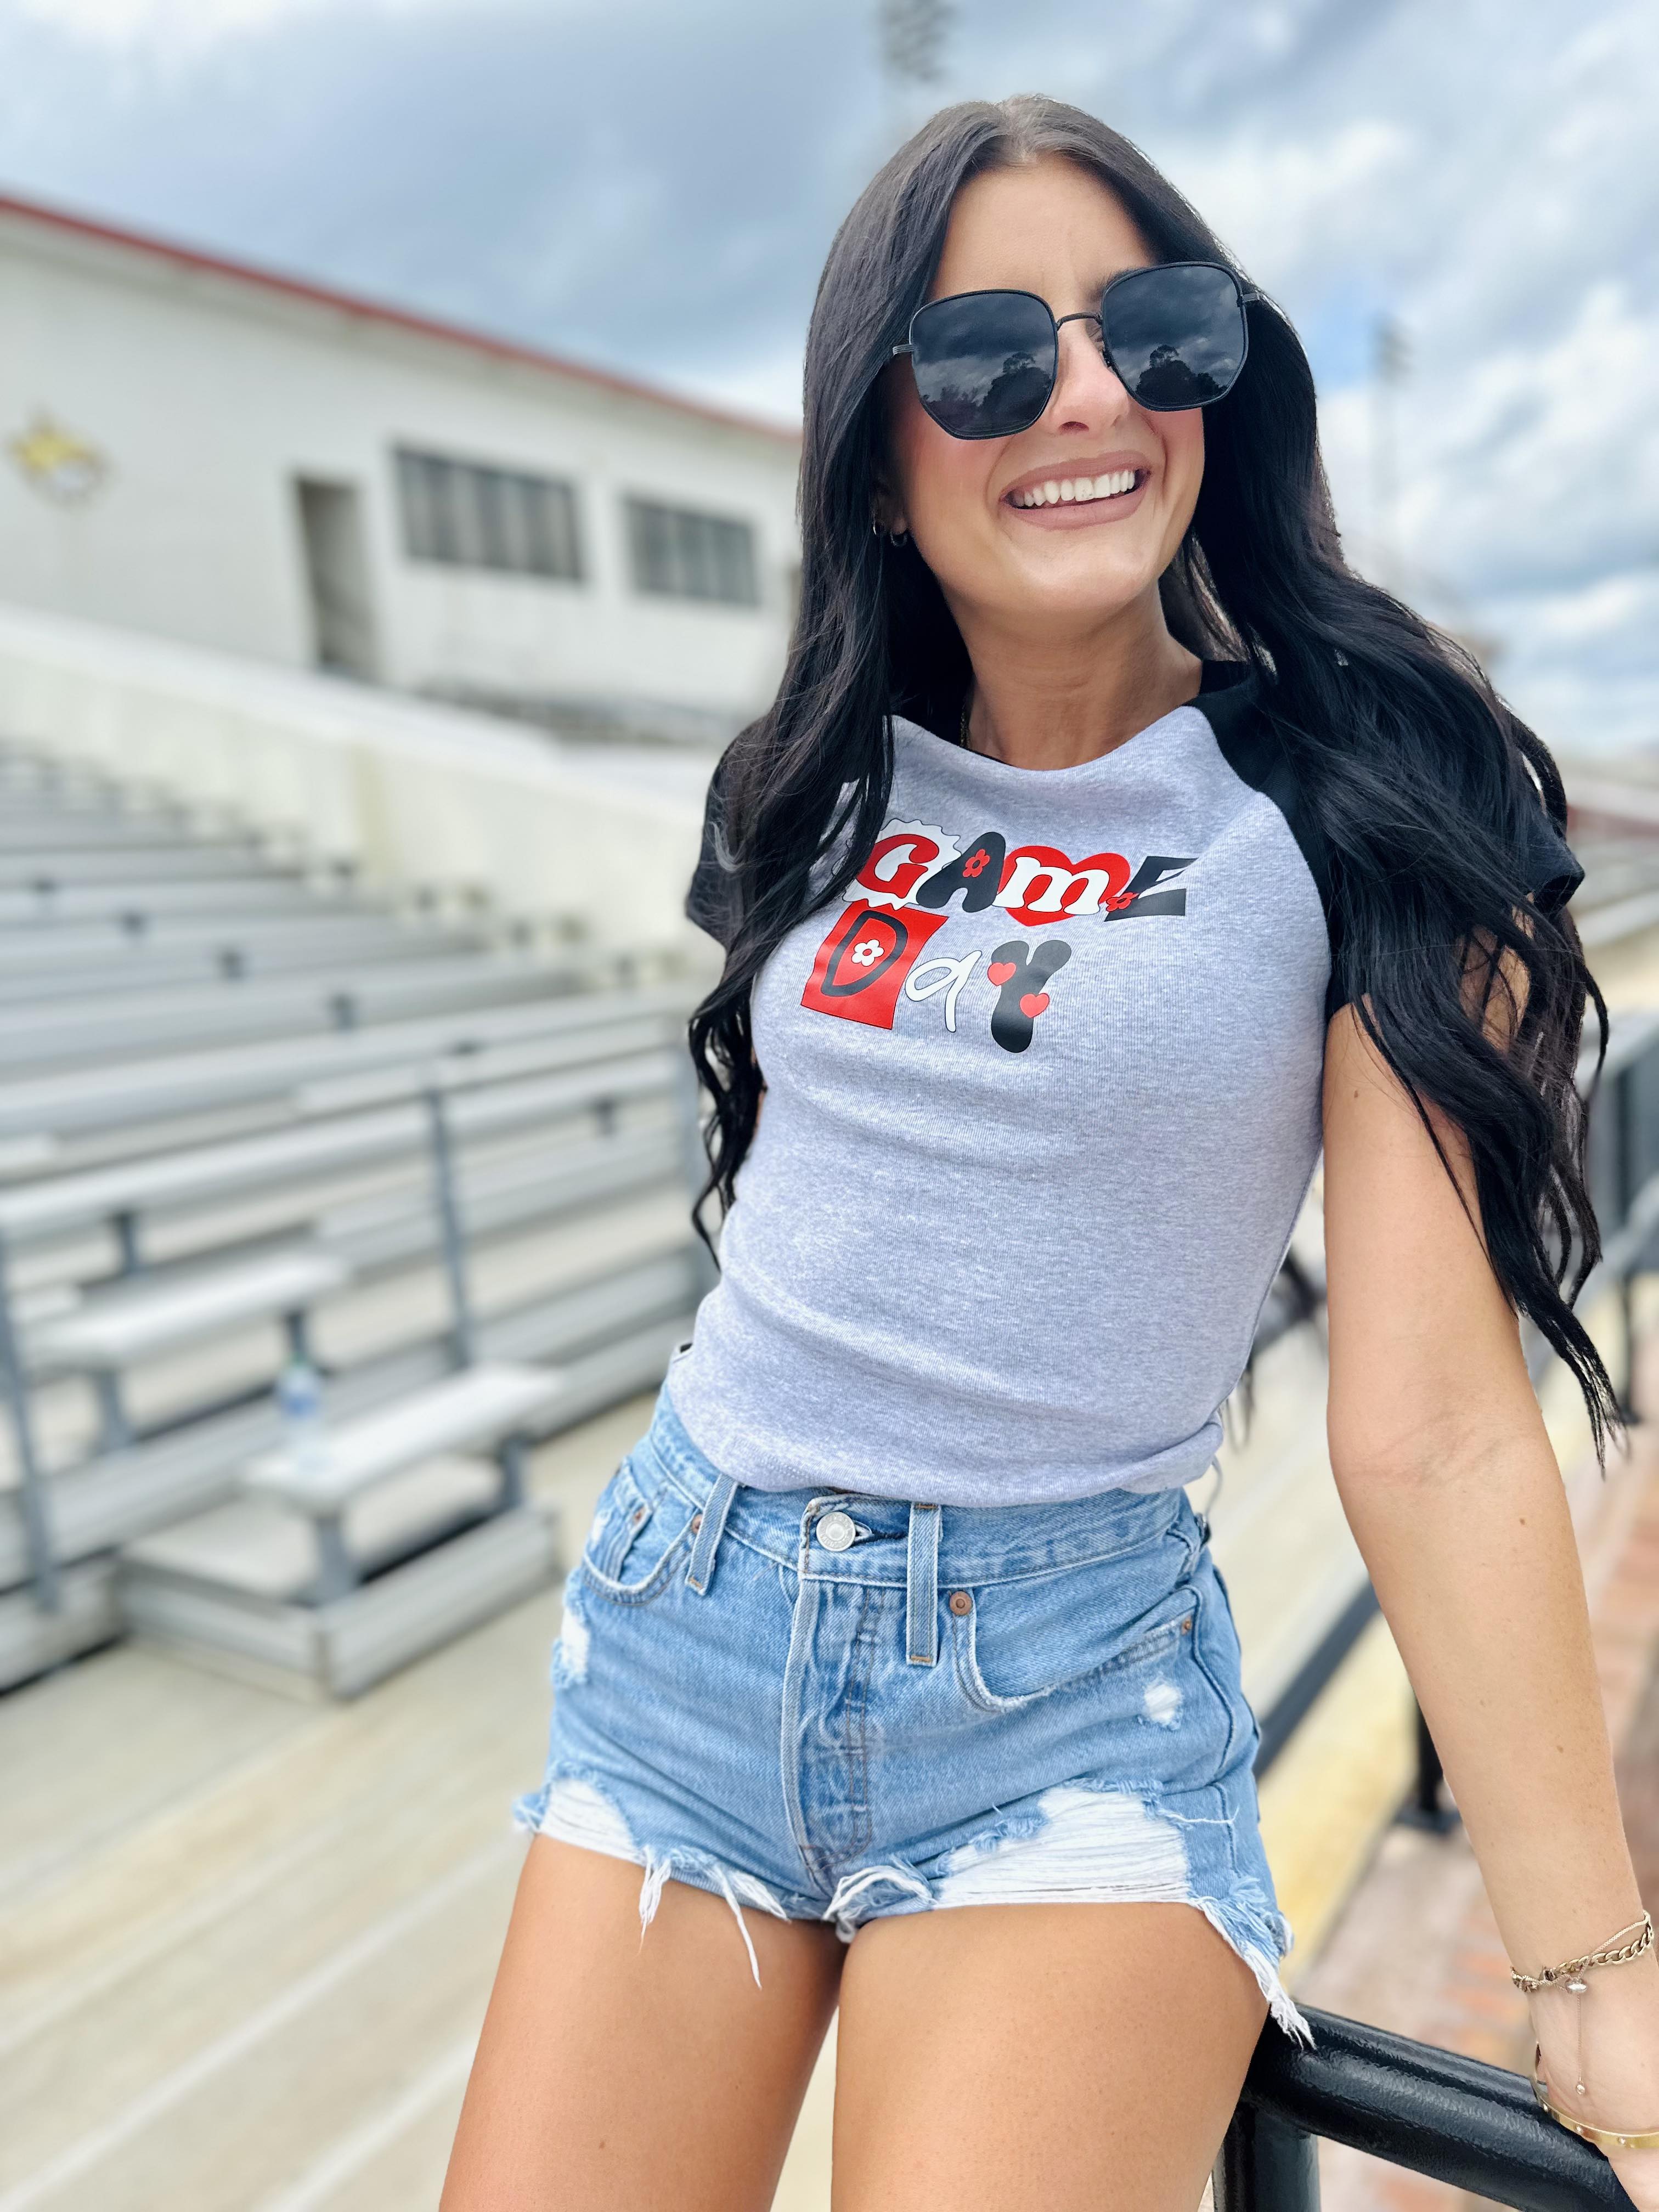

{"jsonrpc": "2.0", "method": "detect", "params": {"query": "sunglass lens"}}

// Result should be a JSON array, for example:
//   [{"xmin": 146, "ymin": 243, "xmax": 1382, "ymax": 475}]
[
  {"xmin": 907, "ymin": 291, "xmax": 1057, "ymax": 439},
  {"xmin": 1103, "ymin": 265, "xmax": 1247, "ymax": 410}
]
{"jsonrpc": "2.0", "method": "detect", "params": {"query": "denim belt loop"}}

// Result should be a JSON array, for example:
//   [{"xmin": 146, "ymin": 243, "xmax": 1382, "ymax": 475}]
[
  {"xmin": 686, "ymin": 1471, "xmax": 739, "ymax": 1596},
  {"xmin": 906, "ymin": 1502, "xmax": 940, "ymax": 1665}
]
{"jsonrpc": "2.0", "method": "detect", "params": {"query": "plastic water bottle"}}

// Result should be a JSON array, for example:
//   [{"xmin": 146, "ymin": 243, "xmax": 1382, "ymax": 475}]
[{"xmin": 275, "ymin": 1355, "xmax": 329, "ymax": 1481}]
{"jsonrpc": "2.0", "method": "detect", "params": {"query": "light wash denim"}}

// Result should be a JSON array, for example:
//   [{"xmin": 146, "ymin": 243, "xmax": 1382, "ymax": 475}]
[{"xmin": 514, "ymin": 1384, "xmax": 1306, "ymax": 2039}]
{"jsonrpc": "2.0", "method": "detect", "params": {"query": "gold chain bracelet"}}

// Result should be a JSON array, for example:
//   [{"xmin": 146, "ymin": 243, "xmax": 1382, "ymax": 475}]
[{"xmin": 1511, "ymin": 1912, "xmax": 1655, "ymax": 1997}]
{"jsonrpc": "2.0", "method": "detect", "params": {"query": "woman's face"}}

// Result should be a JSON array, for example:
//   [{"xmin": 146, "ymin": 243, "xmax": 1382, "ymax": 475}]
[{"xmin": 881, "ymin": 157, "xmax": 1205, "ymax": 638}]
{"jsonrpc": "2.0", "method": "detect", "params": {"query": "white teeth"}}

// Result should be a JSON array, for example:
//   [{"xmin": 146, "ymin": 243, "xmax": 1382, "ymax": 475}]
[{"xmin": 1013, "ymin": 469, "xmax": 1141, "ymax": 509}]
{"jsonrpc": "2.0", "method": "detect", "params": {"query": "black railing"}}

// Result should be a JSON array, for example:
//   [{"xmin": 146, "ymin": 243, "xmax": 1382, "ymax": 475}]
[
  {"xmin": 1574, "ymin": 1007, "xmax": 1659, "ymax": 1417},
  {"xmin": 1216, "ymin": 2009, "xmax": 1637, "ymax": 2209}
]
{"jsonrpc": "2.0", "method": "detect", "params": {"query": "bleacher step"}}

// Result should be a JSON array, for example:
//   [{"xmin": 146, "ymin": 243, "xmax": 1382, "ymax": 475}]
[
  {"xmin": 0, "ymin": 1248, "xmax": 697, "ymax": 1586},
  {"xmin": 245, "ymin": 1362, "xmax": 565, "ymax": 1514},
  {"xmin": 122, "ymin": 1452, "xmax": 506, "ymax": 1598},
  {"xmin": 119, "ymin": 1501, "xmax": 560, "ymax": 1700},
  {"xmin": 0, "ymin": 983, "xmax": 684, "ymax": 1146},
  {"xmin": 0, "ymin": 1557, "xmax": 121, "ymax": 1690},
  {"xmin": 31, "ymin": 1246, "xmax": 351, "ymax": 1371}
]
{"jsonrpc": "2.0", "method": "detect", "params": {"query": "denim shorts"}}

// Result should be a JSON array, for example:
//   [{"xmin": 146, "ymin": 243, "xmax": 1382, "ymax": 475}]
[{"xmin": 514, "ymin": 1385, "xmax": 1306, "ymax": 2040}]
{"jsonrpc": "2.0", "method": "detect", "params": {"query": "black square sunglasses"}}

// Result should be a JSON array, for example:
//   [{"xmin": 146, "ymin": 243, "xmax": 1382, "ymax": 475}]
[{"xmin": 889, "ymin": 261, "xmax": 1258, "ymax": 439}]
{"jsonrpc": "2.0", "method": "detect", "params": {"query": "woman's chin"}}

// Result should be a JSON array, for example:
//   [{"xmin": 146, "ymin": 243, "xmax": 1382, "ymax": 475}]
[{"xmin": 997, "ymin": 543, "xmax": 1167, "ymax": 623}]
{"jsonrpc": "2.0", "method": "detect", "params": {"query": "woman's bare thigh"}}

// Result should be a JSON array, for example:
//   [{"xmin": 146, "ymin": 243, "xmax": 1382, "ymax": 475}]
[
  {"xmin": 441, "ymin": 1837, "xmax": 843, "ymax": 2212},
  {"xmin": 830, "ymin": 1899, "xmax": 1267, "ymax": 2212}
]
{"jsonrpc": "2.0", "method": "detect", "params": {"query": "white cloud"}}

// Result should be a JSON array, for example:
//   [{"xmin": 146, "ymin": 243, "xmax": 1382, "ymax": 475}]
[
  {"xmin": 17, "ymin": 0, "xmax": 327, "ymax": 42},
  {"xmin": 1402, "ymin": 283, "xmax": 1659, "ymax": 593},
  {"xmin": 1165, "ymin": 119, "xmax": 1419, "ymax": 292}
]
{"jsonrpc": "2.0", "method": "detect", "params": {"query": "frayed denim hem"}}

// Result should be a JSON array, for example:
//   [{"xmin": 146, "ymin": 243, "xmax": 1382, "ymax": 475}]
[{"xmin": 512, "ymin": 1768, "xmax": 805, "ymax": 1989}]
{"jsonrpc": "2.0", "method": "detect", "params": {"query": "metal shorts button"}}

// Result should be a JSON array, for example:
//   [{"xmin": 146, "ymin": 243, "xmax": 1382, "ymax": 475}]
[
  {"xmin": 948, "ymin": 1589, "xmax": 973, "ymax": 1616},
  {"xmin": 816, "ymin": 1509, "xmax": 857, "ymax": 1553}
]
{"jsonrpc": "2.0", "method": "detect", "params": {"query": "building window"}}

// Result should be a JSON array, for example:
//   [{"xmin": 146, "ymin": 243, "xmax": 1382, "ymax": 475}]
[
  {"xmin": 395, "ymin": 448, "xmax": 583, "ymax": 581},
  {"xmin": 625, "ymin": 498, "xmax": 759, "ymax": 607}
]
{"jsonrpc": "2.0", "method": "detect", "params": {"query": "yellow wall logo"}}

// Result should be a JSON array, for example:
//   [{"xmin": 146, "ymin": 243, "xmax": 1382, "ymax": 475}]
[{"xmin": 8, "ymin": 411, "xmax": 109, "ymax": 504}]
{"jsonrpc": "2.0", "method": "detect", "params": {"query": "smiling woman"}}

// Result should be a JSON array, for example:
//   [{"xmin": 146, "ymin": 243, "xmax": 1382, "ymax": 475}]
[{"xmin": 442, "ymin": 94, "xmax": 1659, "ymax": 2212}]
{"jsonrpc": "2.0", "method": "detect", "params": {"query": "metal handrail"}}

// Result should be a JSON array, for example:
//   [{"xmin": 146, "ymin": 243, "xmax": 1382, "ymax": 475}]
[{"xmin": 1215, "ymin": 2008, "xmax": 1638, "ymax": 2209}]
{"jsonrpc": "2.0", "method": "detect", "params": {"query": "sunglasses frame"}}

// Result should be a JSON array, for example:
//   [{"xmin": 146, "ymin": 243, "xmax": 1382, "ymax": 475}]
[{"xmin": 889, "ymin": 260, "xmax": 1260, "ymax": 438}]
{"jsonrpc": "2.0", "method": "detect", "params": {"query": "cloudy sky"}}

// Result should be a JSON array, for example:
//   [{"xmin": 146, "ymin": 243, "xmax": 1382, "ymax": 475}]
[{"xmin": 0, "ymin": 0, "xmax": 1654, "ymax": 748}]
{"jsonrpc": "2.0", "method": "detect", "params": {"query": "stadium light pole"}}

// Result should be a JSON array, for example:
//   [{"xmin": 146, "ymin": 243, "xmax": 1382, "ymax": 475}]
[
  {"xmin": 877, "ymin": 0, "xmax": 952, "ymax": 149},
  {"xmin": 1371, "ymin": 313, "xmax": 1410, "ymax": 596}
]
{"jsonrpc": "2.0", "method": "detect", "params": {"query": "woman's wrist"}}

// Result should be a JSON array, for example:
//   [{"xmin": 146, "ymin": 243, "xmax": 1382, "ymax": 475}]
[
  {"xmin": 1480, "ymin": 1830, "xmax": 1646, "ymax": 1989},
  {"xmin": 1530, "ymin": 1949, "xmax": 1659, "ymax": 2128}
]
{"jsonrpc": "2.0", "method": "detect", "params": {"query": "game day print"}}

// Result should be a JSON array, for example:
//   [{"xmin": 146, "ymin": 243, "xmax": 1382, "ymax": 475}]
[{"xmin": 801, "ymin": 816, "xmax": 1194, "ymax": 1054}]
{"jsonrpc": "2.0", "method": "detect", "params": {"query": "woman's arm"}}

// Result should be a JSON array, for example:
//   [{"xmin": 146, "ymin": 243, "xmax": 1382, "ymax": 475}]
[{"xmin": 1322, "ymin": 1005, "xmax": 1659, "ymax": 2205}]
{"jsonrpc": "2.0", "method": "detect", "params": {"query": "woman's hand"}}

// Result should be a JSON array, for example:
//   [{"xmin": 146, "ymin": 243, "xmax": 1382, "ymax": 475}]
[{"xmin": 1532, "ymin": 1956, "xmax": 1659, "ymax": 2208}]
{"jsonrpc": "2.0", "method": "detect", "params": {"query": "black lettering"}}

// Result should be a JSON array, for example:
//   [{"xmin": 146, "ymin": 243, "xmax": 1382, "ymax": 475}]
[
  {"xmin": 986, "ymin": 938, "xmax": 1071, "ymax": 1054},
  {"xmin": 1105, "ymin": 853, "xmax": 1194, "ymax": 921},
  {"xmin": 915, "ymin": 831, "xmax": 1007, "ymax": 913}
]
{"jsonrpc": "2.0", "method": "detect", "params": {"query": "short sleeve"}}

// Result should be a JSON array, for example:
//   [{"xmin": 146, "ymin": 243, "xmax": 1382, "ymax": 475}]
[
  {"xmin": 1517, "ymin": 788, "xmax": 1583, "ymax": 917},
  {"xmin": 685, "ymin": 748, "xmax": 741, "ymax": 950},
  {"xmin": 1322, "ymin": 780, "xmax": 1583, "ymax": 1020}
]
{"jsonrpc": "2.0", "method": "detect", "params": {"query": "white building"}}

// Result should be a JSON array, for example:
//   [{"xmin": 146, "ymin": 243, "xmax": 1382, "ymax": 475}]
[{"xmin": 0, "ymin": 190, "xmax": 802, "ymax": 740}]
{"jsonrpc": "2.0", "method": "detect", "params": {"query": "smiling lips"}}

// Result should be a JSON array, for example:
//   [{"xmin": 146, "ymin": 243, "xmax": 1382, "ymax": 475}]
[{"xmin": 1008, "ymin": 466, "xmax": 1146, "ymax": 510}]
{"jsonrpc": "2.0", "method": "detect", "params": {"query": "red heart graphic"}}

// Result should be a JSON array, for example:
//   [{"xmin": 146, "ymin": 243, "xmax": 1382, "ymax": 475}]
[
  {"xmin": 986, "ymin": 960, "xmax": 1017, "ymax": 985},
  {"xmin": 1020, "ymin": 991, "xmax": 1050, "ymax": 1018}
]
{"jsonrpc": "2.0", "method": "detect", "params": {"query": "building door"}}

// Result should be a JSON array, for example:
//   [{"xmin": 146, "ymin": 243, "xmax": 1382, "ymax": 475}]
[{"xmin": 294, "ymin": 478, "xmax": 378, "ymax": 679}]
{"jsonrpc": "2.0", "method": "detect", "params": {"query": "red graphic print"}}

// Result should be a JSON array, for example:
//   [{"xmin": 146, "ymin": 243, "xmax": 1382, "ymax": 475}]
[
  {"xmin": 800, "ymin": 901, "xmax": 949, "ymax": 1029},
  {"xmin": 854, "ymin": 833, "xmax": 942, "ymax": 903},
  {"xmin": 996, "ymin": 844, "xmax": 1133, "ymax": 927}
]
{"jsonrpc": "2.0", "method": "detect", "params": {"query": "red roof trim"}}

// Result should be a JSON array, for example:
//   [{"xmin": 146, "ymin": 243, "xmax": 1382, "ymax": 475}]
[{"xmin": 0, "ymin": 187, "xmax": 802, "ymax": 449}]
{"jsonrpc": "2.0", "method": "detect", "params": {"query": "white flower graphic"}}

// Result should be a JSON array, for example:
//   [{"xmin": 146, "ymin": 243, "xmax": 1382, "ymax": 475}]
[{"xmin": 849, "ymin": 935, "xmax": 885, "ymax": 967}]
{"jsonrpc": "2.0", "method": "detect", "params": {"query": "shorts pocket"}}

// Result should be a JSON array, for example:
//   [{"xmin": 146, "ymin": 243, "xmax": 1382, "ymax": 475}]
[
  {"xmin": 580, "ymin": 1450, "xmax": 699, "ymax": 1606},
  {"xmin": 950, "ymin": 1525, "xmax": 1201, "ymax": 1716}
]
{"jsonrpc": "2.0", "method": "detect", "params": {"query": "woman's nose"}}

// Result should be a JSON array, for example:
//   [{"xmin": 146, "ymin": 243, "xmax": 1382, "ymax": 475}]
[{"xmin": 1048, "ymin": 318, "xmax": 1132, "ymax": 426}]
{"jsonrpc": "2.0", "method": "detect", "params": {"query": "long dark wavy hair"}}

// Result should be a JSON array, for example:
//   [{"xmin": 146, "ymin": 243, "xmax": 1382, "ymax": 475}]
[{"xmin": 687, "ymin": 93, "xmax": 1615, "ymax": 1444}]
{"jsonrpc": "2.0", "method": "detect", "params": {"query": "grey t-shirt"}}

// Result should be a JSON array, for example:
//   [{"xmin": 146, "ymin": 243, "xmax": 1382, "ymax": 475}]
[{"xmin": 668, "ymin": 667, "xmax": 1578, "ymax": 1506}]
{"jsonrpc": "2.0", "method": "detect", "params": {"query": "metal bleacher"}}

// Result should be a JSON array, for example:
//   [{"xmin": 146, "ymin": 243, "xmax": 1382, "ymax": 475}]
[{"xmin": 0, "ymin": 741, "xmax": 707, "ymax": 1696}]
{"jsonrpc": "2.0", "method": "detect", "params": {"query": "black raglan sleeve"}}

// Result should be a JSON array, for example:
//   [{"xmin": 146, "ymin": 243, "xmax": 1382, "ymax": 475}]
[
  {"xmin": 1322, "ymin": 781, "xmax": 1584, "ymax": 1019},
  {"xmin": 1516, "ymin": 785, "xmax": 1584, "ymax": 917},
  {"xmin": 685, "ymin": 747, "xmax": 742, "ymax": 951}
]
